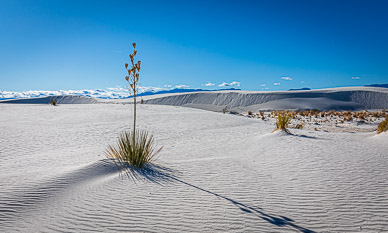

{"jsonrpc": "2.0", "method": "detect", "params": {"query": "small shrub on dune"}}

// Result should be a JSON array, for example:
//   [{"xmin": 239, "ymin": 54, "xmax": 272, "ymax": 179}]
[
  {"xmin": 222, "ymin": 106, "xmax": 228, "ymax": 114},
  {"xmin": 377, "ymin": 116, "xmax": 388, "ymax": 134},
  {"xmin": 273, "ymin": 111, "xmax": 292, "ymax": 133},
  {"xmin": 295, "ymin": 123, "xmax": 304, "ymax": 129},
  {"xmin": 258, "ymin": 111, "xmax": 265, "ymax": 120},
  {"xmin": 50, "ymin": 97, "xmax": 57, "ymax": 106}
]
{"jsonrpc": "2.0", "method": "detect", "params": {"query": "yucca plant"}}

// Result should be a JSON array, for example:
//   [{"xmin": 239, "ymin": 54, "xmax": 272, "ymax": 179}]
[
  {"xmin": 106, "ymin": 42, "xmax": 162, "ymax": 171},
  {"xmin": 106, "ymin": 130, "xmax": 162, "ymax": 169},
  {"xmin": 377, "ymin": 115, "xmax": 388, "ymax": 134},
  {"xmin": 273, "ymin": 111, "xmax": 292, "ymax": 133}
]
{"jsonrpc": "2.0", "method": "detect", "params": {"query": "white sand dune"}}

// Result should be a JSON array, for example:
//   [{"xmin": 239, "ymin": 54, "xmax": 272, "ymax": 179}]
[
  {"xmin": 143, "ymin": 87, "xmax": 388, "ymax": 112},
  {"xmin": 239, "ymin": 97, "xmax": 364, "ymax": 111},
  {"xmin": 0, "ymin": 95, "xmax": 100, "ymax": 104},
  {"xmin": 2, "ymin": 87, "xmax": 388, "ymax": 112},
  {"xmin": 1, "ymin": 103, "xmax": 387, "ymax": 232}
]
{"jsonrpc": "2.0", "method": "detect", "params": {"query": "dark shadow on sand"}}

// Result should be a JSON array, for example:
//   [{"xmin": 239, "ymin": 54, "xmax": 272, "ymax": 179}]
[
  {"xmin": 278, "ymin": 130, "xmax": 320, "ymax": 140},
  {"xmin": 119, "ymin": 162, "xmax": 179, "ymax": 185},
  {"xmin": 123, "ymin": 162, "xmax": 316, "ymax": 233},
  {"xmin": 292, "ymin": 133, "xmax": 319, "ymax": 139}
]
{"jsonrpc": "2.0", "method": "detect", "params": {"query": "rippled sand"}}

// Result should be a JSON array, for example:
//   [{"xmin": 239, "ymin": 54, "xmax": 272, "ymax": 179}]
[{"xmin": 1, "ymin": 104, "xmax": 387, "ymax": 232}]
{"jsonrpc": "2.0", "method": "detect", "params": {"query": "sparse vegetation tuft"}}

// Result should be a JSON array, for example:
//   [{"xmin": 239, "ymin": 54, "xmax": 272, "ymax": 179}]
[
  {"xmin": 377, "ymin": 116, "xmax": 388, "ymax": 134},
  {"xmin": 273, "ymin": 111, "xmax": 292, "ymax": 133},
  {"xmin": 222, "ymin": 106, "xmax": 228, "ymax": 114},
  {"xmin": 50, "ymin": 97, "xmax": 57, "ymax": 106},
  {"xmin": 246, "ymin": 109, "xmax": 386, "ymax": 133},
  {"xmin": 295, "ymin": 123, "xmax": 304, "ymax": 129}
]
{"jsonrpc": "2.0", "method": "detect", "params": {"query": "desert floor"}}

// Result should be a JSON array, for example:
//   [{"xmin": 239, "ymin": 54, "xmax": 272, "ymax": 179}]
[{"xmin": 1, "ymin": 104, "xmax": 387, "ymax": 232}]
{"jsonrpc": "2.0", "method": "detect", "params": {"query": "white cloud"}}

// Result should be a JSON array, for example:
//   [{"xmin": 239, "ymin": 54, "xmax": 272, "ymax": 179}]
[
  {"xmin": 230, "ymin": 81, "xmax": 240, "ymax": 86},
  {"xmin": 175, "ymin": 84, "xmax": 189, "ymax": 89},
  {"xmin": 260, "ymin": 84, "xmax": 267, "ymax": 87},
  {"xmin": 164, "ymin": 84, "xmax": 172, "ymax": 88},
  {"xmin": 204, "ymin": 82, "xmax": 215, "ymax": 87},
  {"xmin": 281, "ymin": 76, "xmax": 292, "ymax": 81},
  {"xmin": 273, "ymin": 83, "xmax": 280, "ymax": 86},
  {"xmin": 107, "ymin": 87, "xmax": 127, "ymax": 92},
  {"xmin": 261, "ymin": 87, "xmax": 269, "ymax": 90},
  {"xmin": 218, "ymin": 81, "xmax": 240, "ymax": 87},
  {"xmin": 138, "ymin": 86, "xmax": 166, "ymax": 93},
  {"xmin": 352, "ymin": 77, "xmax": 360, "ymax": 80}
]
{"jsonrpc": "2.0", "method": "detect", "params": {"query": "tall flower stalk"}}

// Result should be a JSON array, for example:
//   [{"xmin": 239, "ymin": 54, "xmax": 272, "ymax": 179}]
[
  {"xmin": 106, "ymin": 42, "xmax": 162, "ymax": 172},
  {"xmin": 125, "ymin": 42, "xmax": 141, "ymax": 141}
]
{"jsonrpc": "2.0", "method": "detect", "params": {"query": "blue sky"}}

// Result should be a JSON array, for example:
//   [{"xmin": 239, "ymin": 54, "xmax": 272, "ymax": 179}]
[{"xmin": 0, "ymin": 0, "xmax": 387, "ymax": 92}]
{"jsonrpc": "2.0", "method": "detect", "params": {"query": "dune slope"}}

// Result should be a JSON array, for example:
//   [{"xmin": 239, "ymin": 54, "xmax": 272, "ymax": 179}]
[
  {"xmin": 0, "ymin": 95, "xmax": 100, "ymax": 104},
  {"xmin": 0, "ymin": 104, "xmax": 388, "ymax": 232},
  {"xmin": 143, "ymin": 87, "xmax": 388, "ymax": 111}
]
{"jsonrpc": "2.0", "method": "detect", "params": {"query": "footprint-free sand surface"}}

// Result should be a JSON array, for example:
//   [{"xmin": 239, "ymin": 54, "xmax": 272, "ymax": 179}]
[{"xmin": 1, "ymin": 103, "xmax": 388, "ymax": 232}]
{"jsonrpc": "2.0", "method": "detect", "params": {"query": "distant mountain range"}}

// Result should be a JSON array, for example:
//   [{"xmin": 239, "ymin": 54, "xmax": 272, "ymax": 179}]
[
  {"xmin": 364, "ymin": 84, "xmax": 388, "ymax": 88},
  {"xmin": 288, "ymin": 87, "xmax": 311, "ymax": 91},
  {"xmin": 0, "ymin": 88, "xmax": 241, "ymax": 100},
  {"xmin": 287, "ymin": 85, "xmax": 388, "ymax": 91}
]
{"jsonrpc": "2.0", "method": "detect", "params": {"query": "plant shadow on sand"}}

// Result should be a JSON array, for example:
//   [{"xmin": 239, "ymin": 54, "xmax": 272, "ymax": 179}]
[
  {"xmin": 119, "ymin": 162, "xmax": 178, "ymax": 185},
  {"xmin": 268, "ymin": 130, "xmax": 320, "ymax": 140},
  {"xmin": 121, "ymin": 161, "xmax": 316, "ymax": 233},
  {"xmin": 290, "ymin": 133, "xmax": 319, "ymax": 140}
]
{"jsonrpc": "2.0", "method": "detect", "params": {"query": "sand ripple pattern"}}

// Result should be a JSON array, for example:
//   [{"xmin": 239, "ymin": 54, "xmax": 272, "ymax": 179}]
[{"xmin": 1, "ymin": 104, "xmax": 388, "ymax": 232}]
